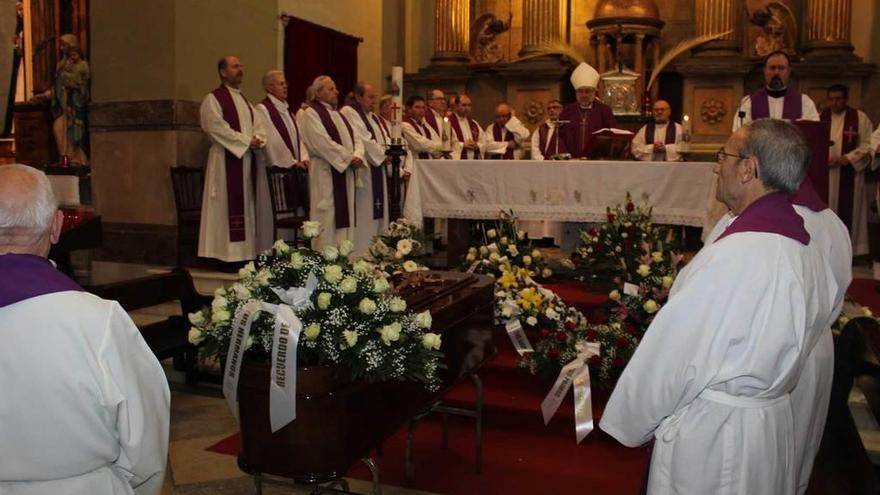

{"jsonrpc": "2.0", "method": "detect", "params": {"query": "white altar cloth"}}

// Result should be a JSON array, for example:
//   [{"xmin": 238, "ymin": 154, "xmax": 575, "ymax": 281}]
[{"xmin": 403, "ymin": 159, "xmax": 721, "ymax": 230}]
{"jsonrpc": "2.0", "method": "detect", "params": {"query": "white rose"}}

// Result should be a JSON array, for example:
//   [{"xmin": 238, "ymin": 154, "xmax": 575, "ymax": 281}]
[
  {"xmin": 343, "ymin": 330, "xmax": 359, "ymax": 348},
  {"xmin": 212, "ymin": 295, "xmax": 228, "ymax": 311},
  {"xmin": 609, "ymin": 290, "xmax": 621, "ymax": 301},
  {"xmin": 389, "ymin": 297, "xmax": 407, "ymax": 312},
  {"xmin": 213, "ymin": 286, "xmax": 227, "ymax": 298},
  {"xmin": 290, "ymin": 252, "xmax": 304, "ymax": 269},
  {"xmin": 468, "ymin": 247, "xmax": 477, "ymax": 255},
  {"xmin": 324, "ymin": 264, "xmax": 343, "ymax": 284},
  {"xmin": 531, "ymin": 249, "xmax": 542, "ymax": 259},
  {"xmin": 379, "ymin": 322, "xmax": 402, "ymax": 345},
  {"xmin": 499, "ymin": 236, "xmax": 509, "ymax": 245},
  {"xmin": 465, "ymin": 253, "xmax": 476, "ymax": 263},
  {"xmin": 501, "ymin": 306, "xmax": 513, "ymax": 317},
  {"xmin": 422, "ymin": 332, "xmax": 442, "ymax": 351},
  {"xmin": 339, "ymin": 239, "xmax": 354, "ymax": 257},
  {"xmin": 637, "ymin": 264, "xmax": 651, "ymax": 277},
  {"xmin": 359, "ymin": 298, "xmax": 377, "ymax": 314},
  {"xmin": 340, "ymin": 277, "xmax": 358, "ymax": 293},
  {"xmin": 522, "ymin": 255, "xmax": 532, "ymax": 266},
  {"xmin": 188, "ymin": 327, "xmax": 204, "ymax": 345},
  {"xmin": 403, "ymin": 260, "xmax": 419, "ymax": 272},
  {"xmin": 479, "ymin": 246, "xmax": 489, "ymax": 256},
  {"xmin": 396, "ymin": 238, "xmax": 413, "ymax": 255},
  {"xmin": 353, "ymin": 260, "xmax": 372, "ymax": 274},
  {"xmin": 373, "ymin": 277, "xmax": 390, "ymax": 294},
  {"xmin": 188, "ymin": 311, "xmax": 205, "ymax": 326},
  {"xmin": 317, "ymin": 292, "xmax": 332, "ymax": 309},
  {"xmin": 621, "ymin": 232, "xmax": 628, "ymax": 239},
  {"xmin": 304, "ymin": 323, "xmax": 321, "ymax": 340},
  {"xmin": 415, "ymin": 310, "xmax": 433, "ymax": 329},
  {"xmin": 545, "ymin": 307, "xmax": 559, "ymax": 320},
  {"xmin": 526, "ymin": 316, "xmax": 538, "ymax": 326},
  {"xmin": 273, "ymin": 239, "xmax": 290, "ymax": 254},
  {"xmin": 238, "ymin": 261, "xmax": 256, "ymax": 278},
  {"xmin": 516, "ymin": 229, "xmax": 525, "ymax": 240},
  {"xmin": 254, "ymin": 269, "xmax": 273, "ymax": 286},
  {"xmin": 541, "ymin": 268, "xmax": 553, "ymax": 278},
  {"xmin": 211, "ymin": 309, "xmax": 231, "ymax": 324},
  {"xmin": 232, "ymin": 283, "xmax": 251, "ymax": 300},
  {"xmin": 652, "ymin": 251, "xmax": 664, "ymax": 263},
  {"xmin": 486, "ymin": 229, "xmax": 497, "ymax": 239},
  {"xmin": 507, "ymin": 245, "xmax": 519, "ymax": 257},
  {"xmin": 302, "ymin": 221, "xmax": 321, "ymax": 239},
  {"xmin": 323, "ymin": 245, "xmax": 339, "ymax": 261},
  {"xmin": 662, "ymin": 276, "xmax": 674, "ymax": 288}
]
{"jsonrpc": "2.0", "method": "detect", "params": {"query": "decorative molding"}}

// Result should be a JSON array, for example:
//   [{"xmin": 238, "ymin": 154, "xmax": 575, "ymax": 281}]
[
  {"xmin": 700, "ymin": 98, "xmax": 726, "ymax": 125},
  {"xmin": 522, "ymin": 99, "xmax": 546, "ymax": 125},
  {"xmin": 89, "ymin": 99, "xmax": 202, "ymax": 132}
]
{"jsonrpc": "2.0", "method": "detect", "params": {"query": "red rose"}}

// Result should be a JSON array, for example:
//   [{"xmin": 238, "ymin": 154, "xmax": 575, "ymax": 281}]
[
  {"xmin": 624, "ymin": 323, "xmax": 637, "ymax": 335},
  {"xmin": 586, "ymin": 329, "xmax": 598, "ymax": 341},
  {"xmin": 612, "ymin": 357, "xmax": 625, "ymax": 367},
  {"xmin": 555, "ymin": 331, "xmax": 567, "ymax": 343},
  {"xmin": 607, "ymin": 213, "xmax": 616, "ymax": 222},
  {"xmin": 546, "ymin": 346, "xmax": 559, "ymax": 359},
  {"xmin": 593, "ymin": 243, "xmax": 602, "ymax": 254},
  {"xmin": 626, "ymin": 202, "xmax": 635, "ymax": 212},
  {"xmin": 565, "ymin": 320, "xmax": 576, "ymax": 331},
  {"xmin": 570, "ymin": 253, "xmax": 582, "ymax": 266},
  {"xmin": 588, "ymin": 228, "xmax": 598, "ymax": 237},
  {"xmin": 588, "ymin": 355, "xmax": 602, "ymax": 366},
  {"xmin": 616, "ymin": 336, "xmax": 629, "ymax": 349},
  {"xmin": 540, "ymin": 328, "xmax": 551, "ymax": 338},
  {"xmin": 622, "ymin": 238, "xmax": 632, "ymax": 250}
]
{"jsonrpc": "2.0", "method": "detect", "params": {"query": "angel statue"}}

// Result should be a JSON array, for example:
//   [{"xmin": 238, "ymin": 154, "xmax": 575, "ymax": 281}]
[
  {"xmin": 747, "ymin": 1, "xmax": 796, "ymax": 57},
  {"xmin": 470, "ymin": 12, "xmax": 512, "ymax": 64}
]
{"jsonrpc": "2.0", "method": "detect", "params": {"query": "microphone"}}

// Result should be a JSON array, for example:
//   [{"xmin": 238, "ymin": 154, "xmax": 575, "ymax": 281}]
[{"xmin": 738, "ymin": 111, "xmax": 746, "ymax": 127}]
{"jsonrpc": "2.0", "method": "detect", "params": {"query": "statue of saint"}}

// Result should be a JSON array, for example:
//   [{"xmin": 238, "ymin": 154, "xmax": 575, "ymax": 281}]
[{"xmin": 39, "ymin": 33, "xmax": 90, "ymax": 165}]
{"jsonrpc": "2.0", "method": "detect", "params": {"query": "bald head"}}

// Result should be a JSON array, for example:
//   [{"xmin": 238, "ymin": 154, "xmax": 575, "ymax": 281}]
[
  {"xmin": 0, "ymin": 164, "xmax": 64, "ymax": 256},
  {"xmin": 494, "ymin": 103, "xmax": 512, "ymax": 126}
]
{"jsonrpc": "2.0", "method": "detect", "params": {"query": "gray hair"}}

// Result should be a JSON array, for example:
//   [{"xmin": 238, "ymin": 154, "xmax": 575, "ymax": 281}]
[
  {"xmin": 0, "ymin": 164, "xmax": 57, "ymax": 235},
  {"xmin": 740, "ymin": 118, "xmax": 808, "ymax": 193},
  {"xmin": 262, "ymin": 69, "xmax": 284, "ymax": 91},
  {"xmin": 308, "ymin": 75, "xmax": 333, "ymax": 99}
]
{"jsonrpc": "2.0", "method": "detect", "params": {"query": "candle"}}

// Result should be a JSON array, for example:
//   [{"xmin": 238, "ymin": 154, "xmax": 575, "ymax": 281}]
[
  {"xmin": 680, "ymin": 115, "xmax": 691, "ymax": 154},
  {"xmin": 391, "ymin": 66, "xmax": 404, "ymax": 142},
  {"xmin": 682, "ymin": 114, "xmax": 691, "ymax": 134},
  {"xmin": 442, "ymin": 116, "xmax": 451, "ymax": 151}
]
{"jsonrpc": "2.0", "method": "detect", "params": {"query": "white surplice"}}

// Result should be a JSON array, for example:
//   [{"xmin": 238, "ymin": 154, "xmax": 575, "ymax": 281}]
[
  {"xmin": 254, "ymin": 94, "xmax": 311, "ymax": 253},
  {"xmin": 450, "ymin": 114, "xmax": 484, "ymax": 160},
  {"xmin": 198, "ymin": 86, "xmax": 266, "ymax": 262},
  {"xmin": 0, "ymin": 291, "xmax": 170, "ymax": 495},
  {"xmin": 827, "ymin": 109, "xmax": 875, "ymax": 255},
  {"xmin": 340, "ymin": 105, "xmax": 390, "ymax": 256},
  {"xmin": 733, "ymin": 92, "xmax": 820, "ymax": 131},
  {"xmin": 401, "ymin": 118, "xmax": 442, "ymax": 157},
  {"xmin": 631, "ymin": 122, "xmax": 683, "ymax": 161},
  {"xmin": 600, "ymin": 222, "xmax": 838, "ymax": 495},
  {"xmin": 482, "ymin": 116, "xmax": 531, "ymax": 159},
  {"xmin": 529, "ymin": 120, "xmax": 557, "ymax": 161},
  {"xmin": 705, "ymin": 204, "xmax": 852, "ymax": 494},
  {"xmin": 298, "ymin": 101, "xmax": 363, "ymax": 250}
]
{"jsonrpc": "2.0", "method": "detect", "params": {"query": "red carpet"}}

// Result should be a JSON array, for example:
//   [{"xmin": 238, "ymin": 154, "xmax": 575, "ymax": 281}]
[{"xmin": 847, "ymin": 278, "xmax": 880, "ymax": 314}]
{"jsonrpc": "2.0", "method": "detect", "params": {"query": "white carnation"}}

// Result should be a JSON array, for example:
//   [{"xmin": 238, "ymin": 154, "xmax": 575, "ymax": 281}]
[
  {"xmin": 396, "ymin": 238, "xmax": 413, "ymax": 255},
  {"xmin": 339, "ymin": 239, "xmax": 354, "ymax": 257},
  {"xmin": 422, "ymin": 333, "xmax": 442, "ymax": 351},
  {"xmin": 302, "ymin": 221, "xmax": 321, "ymax": 239}
]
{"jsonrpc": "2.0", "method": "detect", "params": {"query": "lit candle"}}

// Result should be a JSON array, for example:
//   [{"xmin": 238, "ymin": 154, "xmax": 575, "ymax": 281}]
[
  {"xmin": 391, "ymin": 66, "xmax": 404, "ymax": 142},
  {"xmin": 680, "ymin": 115, "xmax": 691, "ymax": 154},
  {"xmin": 442, "ymin": 116, "xmax": 451, "ymax": 151}
]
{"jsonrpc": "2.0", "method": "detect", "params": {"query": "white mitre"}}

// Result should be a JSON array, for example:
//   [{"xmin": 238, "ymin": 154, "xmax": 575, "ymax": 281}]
[{"xmin": 570, "ymin": 62, "xmax": 600, "ymax": 90}]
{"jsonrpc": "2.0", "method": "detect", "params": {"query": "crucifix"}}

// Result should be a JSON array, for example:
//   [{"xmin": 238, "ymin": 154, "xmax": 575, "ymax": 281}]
[{"xmin": 843, "ymin": 126, "xmax": 859, "ymax": 146}]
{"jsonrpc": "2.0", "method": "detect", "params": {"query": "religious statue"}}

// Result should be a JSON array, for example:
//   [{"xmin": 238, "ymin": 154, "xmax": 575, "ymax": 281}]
[
  {"xmin": 469, "ymin": 12, "xmax": 512, "ymax": 65},
  {"xmin": 37, "ymin": 33, "xmax": 90, "ymax": 166},
  {"xmin": 747, "ymin": 1, "xmax": 796, "ymax": 57}
]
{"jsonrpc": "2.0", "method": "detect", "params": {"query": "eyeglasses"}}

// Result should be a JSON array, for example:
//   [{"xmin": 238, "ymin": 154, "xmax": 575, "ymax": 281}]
[{"xmin": 716, "ymin": 148, "xmax": 747, "ymax": 163}]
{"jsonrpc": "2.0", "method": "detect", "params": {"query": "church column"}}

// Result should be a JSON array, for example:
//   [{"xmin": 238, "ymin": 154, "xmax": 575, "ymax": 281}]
[
  {"xmin": 519, "ymin": 0, "xmax": 565, "ymax": 57},
  {"xmin": 693, "ymin": 0, "xmax": 738, "ymax": 53},
  {"xmin": 432, "ymin": 0, "xmax": 470, "ymax": 64},
  {"xmin": 634, "ymin": 33, "xmax": 645, "ymax": 100},
  {"xmin": 804, "ymin": 0, "xmax": 854, "ymax": 53}
]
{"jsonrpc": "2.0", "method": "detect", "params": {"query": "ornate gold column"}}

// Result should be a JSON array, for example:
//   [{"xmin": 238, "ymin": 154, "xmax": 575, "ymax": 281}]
[
  {"xmin": 804, "ymin": 0, "xmax": 854, "ymax": 52},
  {"xmin": 634, "ymin": 33, "xmax": 645, "ymax": 98},
  {"xmin": 519, "ymin": 0, "xmax": 565, "ymax": 56},
  {"xmin": 693, "ymin": 0, "xmax": 738, "ymax": 53},
  {"xmin": 432, "ymin": 0, "xmax": 470, "ymax": 64}
]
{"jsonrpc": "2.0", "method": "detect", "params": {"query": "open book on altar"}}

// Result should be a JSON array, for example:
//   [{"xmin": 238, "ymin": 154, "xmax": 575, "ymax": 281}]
[{"xmin": 592, "ymin": 128, "xmax": 634, "ymax": 135}]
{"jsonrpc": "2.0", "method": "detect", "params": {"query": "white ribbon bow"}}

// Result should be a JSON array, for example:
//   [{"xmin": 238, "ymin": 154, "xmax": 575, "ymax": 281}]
[
  {"xmin": 540, "ymin": 341, "xmax": 601, "ymax": 444},
  {"xmin": 222, "ymin": 271, "xmax": 318, "ymax": 432}
]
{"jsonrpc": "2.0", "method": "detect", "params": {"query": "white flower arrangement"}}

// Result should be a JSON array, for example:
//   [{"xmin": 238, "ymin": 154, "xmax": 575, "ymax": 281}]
[{"xmin": 367, "ymin": 218, "xmax": 429, "ymax": 276}]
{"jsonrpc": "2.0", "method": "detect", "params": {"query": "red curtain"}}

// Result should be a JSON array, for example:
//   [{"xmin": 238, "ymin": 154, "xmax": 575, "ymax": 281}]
[{"xmin": 283, "ymin": 17, "xmax": 360, "ymax": 110}]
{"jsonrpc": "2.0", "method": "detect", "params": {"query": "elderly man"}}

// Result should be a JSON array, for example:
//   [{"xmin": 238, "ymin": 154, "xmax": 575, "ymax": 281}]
[
  {"xmin": 423, "ymin": 88, "xmax": 447, "ymax": 137},
  {"xmin": 531, "ymin": 99, "xmax": 565, "ymax": 160},
  {"xmin": 0, "ymin": 164, "xmax": 170, "ymax": 494},
  {"xmin": 558, "ymin": 63, "xmax": 617, "ymax": 159},
  {"xmin": 449, "ymin": 94, "xmax": 484, "ymax": 160},
  {"xmin": 601, "ymin": 119, "xmax": 838, "ymax": 494},
  {"xmin": 821, "ymin": 84, "xmax": 875, "ymax": 256},
  {"xmin": 198, "ymin": 55, "xmax": 266, "ymax": 262},
  {"xmin": 340, "ymin": 82, "xmax": 390, "ymax": 252},
  {"xmin": 298, "ymin": 75, "xmax": 365, "ymax": 249},
  {"xmin": 631, "ymin": 100, "xmax": 683, "ymax": 161},
  {"xmin": 734, "ymin": 50, "xmax": 819, "ymax": 131},
  {"xmin": 482, "ymin": 103, "xmax": 530, "ymax": 160},
  {"xmin": 254, "ymin": 70, "xmax": 310, "ymax": 253},
  {"xmin": 402, "ymin": 95, "xmax": 443, "ymax": 160}
]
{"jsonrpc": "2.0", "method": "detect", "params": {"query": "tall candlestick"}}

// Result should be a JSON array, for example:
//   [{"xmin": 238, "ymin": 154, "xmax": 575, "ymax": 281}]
[
  {"xmin": 391, "ymin": 66, "xmax": 404, "ymax": 142},
  {"xmin": 441, "ymin": 116, "xmax": 451, "ymax": 152},
  {"xmin": 680, "ymin": 115, "xmax": 691, "ymax": 154}
]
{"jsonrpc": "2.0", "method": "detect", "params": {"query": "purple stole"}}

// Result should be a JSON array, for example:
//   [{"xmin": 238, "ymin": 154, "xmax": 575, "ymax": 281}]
[
  {"xmin": 261, "ymin": 97, "xmax": 301, "ymax": 162},
  {"xmin": 424, "ymin": 109, "xmax": 441, "ymax": 135},
  {"xmin": 559, "ymin": 101, "xmax": 616, "ymax": 158},
  {"xmin": 820, "ymin": 107, "xmax": 860, "ymax": 229},
  {"xmin": 0, "ymin": 254, "xmax": 82, "ymax": 308},
  {"xmin": 347, "ymin": 102, "xmax": 385, "ymax": 220},
  {"xmin": 538, "ymin": 123, "xmax": 564, "ymax": 159},
  {"xmin": 715, "ymin": 192, "xmax": 810, "ymax": 245},
  {"xmin": 212, "ymin": 85, "xmax": 254, "ymax": 242},
  {"xmin": 750, "ymin": 88, "xmax": 803, "ymax": 121},
  {"xmin": 373, "ymin": 114, "xmax": 390, "ymax": 138},
  {"xmin": 449, "ymin": 115, "xmax": 482, "ymax": 159},
  {"xmin": 491, "ymin": 124, "xmax": 514, "ymax": 160},
  {"xmin": 790, "ymin": 176, "xmax": 828, "ymax": 212},
  {"xmin": 404, "ymin": 117, "xmax": 431, "ymax": 159},
  {"xmin": 309, "ymin": 101, "xmax": 356, "ymax": 229},
  {"xmin": 644, "ymin": 121, "xmax": 677, "ymax": 145}
]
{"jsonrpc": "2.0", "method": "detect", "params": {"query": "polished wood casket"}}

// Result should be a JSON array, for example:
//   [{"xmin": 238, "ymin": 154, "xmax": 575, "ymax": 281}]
[{"xmin": 236, "ymin": 271, "xmax": 495, "ymax": 483}]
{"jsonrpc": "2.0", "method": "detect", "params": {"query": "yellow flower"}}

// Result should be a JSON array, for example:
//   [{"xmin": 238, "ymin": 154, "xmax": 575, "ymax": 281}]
[
  {"xmin": 652, "ymin": 251, "xmax": 663, "ymax": 263},
  {"xmin": 643, "ymin": 299, "xmax": 659, "ymax": 314},
  {"xmin": 517, "ymin": 287, "xmax": 543, "ymax": 311},
  {"xmin": 662, "ymin": 276, "xmax": 674, "ymax": 289},
  {"xmin": 637, "ymin": 264, "xmax": 651, "ymax": 277},
  {"xmin": 609, "ymin": 289, "xmax": 621, "ymax": 301},
  {"xmin": 499, "ymin": 271, "xmax": 519, "ymax": 289}
]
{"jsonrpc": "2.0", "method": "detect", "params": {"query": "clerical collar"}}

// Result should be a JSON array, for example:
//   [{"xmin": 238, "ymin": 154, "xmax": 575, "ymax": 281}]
[
  {"xmin": 267, "ymin": 93, "xmax": 288, "ymax": 109},
  {"xmin": 578, "ymin": 103, "xmax": 593, "ymax": 110},
  {"xmin": 766, "ymin": 87, "xmax": 787, "ymax": 98},
  {"xmin": 224, "ymin": 84, "xmax": 242, "ymax": 93}
]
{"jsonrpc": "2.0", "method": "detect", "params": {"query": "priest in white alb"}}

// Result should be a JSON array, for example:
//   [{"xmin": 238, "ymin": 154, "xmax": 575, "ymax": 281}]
[
  {"xmin": 340, "ymin": 81, "xmax": 390, "ymax": 254},
  {"xmin": 821, "ymin": 84, "xmax": 875, "ymax": 256},
  {"xmin": 482, "ymin": 103, "xmax": 530, "ymax": 160},
  {"xmin": 631, "ymin": 100, "xmax": 683, "ymax": 161},
  {"xmin": 298, "ymin": 75, "xmax": 365, "ymax": 249},
  {"xmin": 0, "ymin": 164, "xmax": 170, "ymax": 495},
  {"xmin": 402, "ymin": 95, "xmax": 443, "ymax": 159},
  {"xmin": 530, "ymin": 99, "xmax": 565, "ymax": 160},
  {"xmin": 254, "ymin": 70, "xmax": 310, "ymax": 253},
  {"xmin": 733, "ymin": 51, "xmax": 819, "ymax": 131},
  {"xmin": 449, "ymin": 94, "xmax": 484, "ymax": 160},
  {"xmin": 198, "ymin": 55, "xmax": 266, "ymax": 262},
  {"xmin": 600, "ymin": 119, "xmax": 838, "ymax": 494}
]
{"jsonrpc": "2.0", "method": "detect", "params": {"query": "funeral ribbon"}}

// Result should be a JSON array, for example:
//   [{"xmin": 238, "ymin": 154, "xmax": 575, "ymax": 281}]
[
  {"xmin": 540, "ymin": 341, "xmax": 601, "ymax": 444},
  {"xmin": 222, "ymin": 272, "xmax": 318, "ymax": 432}
]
